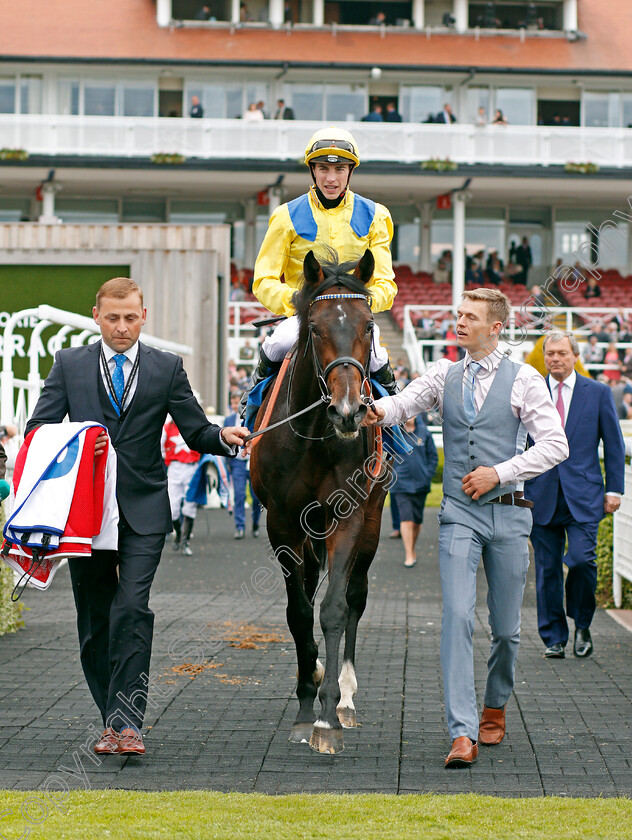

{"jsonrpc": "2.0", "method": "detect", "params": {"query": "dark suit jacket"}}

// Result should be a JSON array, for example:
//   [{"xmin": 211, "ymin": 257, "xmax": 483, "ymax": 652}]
[
  {"xmin": 435, "ymin": 111, "xmax": 457, "ymax": 124},
  {"xmin": 26, "ymin": 340, "xmax": 231, "ymax": 534},
  {"xmin": 525, "ymin": 374, "xmax": 625, "ymax": 525}
]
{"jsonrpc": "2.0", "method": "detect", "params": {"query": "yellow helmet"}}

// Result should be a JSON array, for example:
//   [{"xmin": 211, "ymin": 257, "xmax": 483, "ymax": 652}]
[{"xmin": 304, "ymin": 127, "xmax": 360, "ymax": 168}]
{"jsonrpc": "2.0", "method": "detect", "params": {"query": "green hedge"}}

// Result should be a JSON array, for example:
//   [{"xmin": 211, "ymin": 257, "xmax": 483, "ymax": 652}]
[
  {"xmin": 596, "ymin": 513, "xmax": 632, "ymax": 609},
  {"xmin": 0, "ymin": 505, "xmax": 24, "ymax": 634}
]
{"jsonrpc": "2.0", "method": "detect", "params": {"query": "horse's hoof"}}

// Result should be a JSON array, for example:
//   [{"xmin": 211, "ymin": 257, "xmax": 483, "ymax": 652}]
[
  {"xmin": 309, "ymin": 725, "xmax": 344, "ymax": 755},
  {"xmin": 337, "ymin": 706, "xmax": 361, "ymax": 728},
  {"xmin": 288, "ymin": 722, "xmax": 314, "ymax": 744}
]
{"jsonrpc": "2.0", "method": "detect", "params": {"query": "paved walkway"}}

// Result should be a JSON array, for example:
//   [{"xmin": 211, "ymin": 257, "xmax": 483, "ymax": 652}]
[{"xmin": 1, "ymin": 506, "xmax": 631, "ymax": 797}]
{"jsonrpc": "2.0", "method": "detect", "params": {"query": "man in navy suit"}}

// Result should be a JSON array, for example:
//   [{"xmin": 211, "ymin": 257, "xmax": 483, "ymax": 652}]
[
  {"xmin": 26, "ymin": 277, "xmax": 249, "ymax": 755},
  {"xmin": 525, "ymin": 330, "xmax": 625, "ymax": 659}
]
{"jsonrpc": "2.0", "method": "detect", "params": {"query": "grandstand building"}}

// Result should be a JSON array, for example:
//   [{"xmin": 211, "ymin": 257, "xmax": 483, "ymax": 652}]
[{"xmin": 1, "ymin": 0, "xmax": 632, "ymax": 401}]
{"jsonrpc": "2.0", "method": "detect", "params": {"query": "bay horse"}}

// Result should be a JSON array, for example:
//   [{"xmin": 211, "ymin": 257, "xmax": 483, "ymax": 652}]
[{"xmin": 249, "ymin": 249, "xmax": 390, "ymax": 755}]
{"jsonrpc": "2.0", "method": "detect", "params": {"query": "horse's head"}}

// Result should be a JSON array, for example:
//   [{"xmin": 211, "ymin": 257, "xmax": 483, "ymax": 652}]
[{"xmin": 299, "ymin": 248, "xmax": 375, "ymax": 439}]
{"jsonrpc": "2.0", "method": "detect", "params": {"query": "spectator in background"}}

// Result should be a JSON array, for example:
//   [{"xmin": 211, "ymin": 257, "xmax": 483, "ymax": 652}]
[
  {"xmin": 274, "ymin": 99, "xmax": 294, "ymax": 120},
  {"xmin": 230, "ymin": 276, "xmax": 246, "ymax": 301},
  {"xmin": 284, "ymin": 0, "xmax": 294, "ymax": 23},
  {"xmin": 194, "ymin": 4, "xmax": 211, "ymax": 19},
  {"xmin": 384, "ymin": 102, "xmax": 402, "ymax": 122},
  {"xmin": 256, "ymin": 100, "xmax": 268, "ymax": 119},
  {"xmin": 390, "ymin": 415, "xmax": 438, "ymax": 568},
  {"xmin": 243, "ymin": 102, "xmax": 264, "ymax": 122},
  {"xmin": 486, "ymin": 252, "xmax": 504, "ymax": 286},
  {"xmin": 423, "ymin": 113, "xmax": 435, "ymax": 124},
  {"xmin": 515, "ymin": 236, "xmax": 532, "ymax": 285},
  {"xmin": 583, "ymin": 334, "xmax": 604, "ymax": 366},
  {"xmin": 436, "ymin": 103, "xmax": 457, "ymax": 124},
  {"xmin": 189, "ymin": 96, "xmax": 204, "ymax": 118},
  {"xmin": 492, "ymin": 109, "xmax": 508, "ymax": 126},
  {"xmin": 619, "ymin": 391, "xmax": 632, "ymax": 420},
  {"xmin": 584, "ymin": 276, "xmax": 601, "ymax": 299},
  {"xmin": 416, "ymin": 311, "xmax": 437, "ymax": 365},
  {"xmin": 241, "ymin": 339, "xmax": 256, "ymax": 361},
  {"xmin": 433, "ymin": 259, "xmax": 450, "ymax": 285},
  {"xmin": 368, "ymin": 10, "xmax": 386, "ymax": 24},
  {"xmin": 610, "ymin": 308, "xmax": 627, "ymax": 332},
  {"xmin": 162, "ymin": 419, "xmax": 201, "ymax": 556},
  {"xmin": 442, "ymin": 324, "xmax": 459, "ymax": 362},
  {"xmin": 362, "ymin": 104, "xmax": 383, "ymax": 122},
  {"xmin": 620, "ymin": 346, "xmax": 632, "ymax": 380},
  {"xmin": 476, "ymin": 106, "xmax": 487, "ymax": 126},
  {"xmin": 603, "ymin": 343, "xmax": 621, "ymax": 382},
  {"xmin": 240, "ymin": 2, "xmax": 253, "ymax": 21},
  {"xmin": 224, "ymin": 392, "xmax": 261, "ymax": 539}
]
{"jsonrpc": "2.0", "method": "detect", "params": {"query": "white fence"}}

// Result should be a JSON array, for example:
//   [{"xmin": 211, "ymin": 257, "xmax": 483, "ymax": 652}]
[
  {"xmin": 614, "ymin": 461, "xmax": 632, "ymax": 607},
  {"xmin": 4, "ymin": 115, "xmax": 632, "ymax": 167},
  {"xmin": 0, "ymin": 306, "xmax": 192, "ymax": 435}
]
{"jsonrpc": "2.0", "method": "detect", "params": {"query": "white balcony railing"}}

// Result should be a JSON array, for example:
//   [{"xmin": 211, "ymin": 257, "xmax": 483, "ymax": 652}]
[{"xmin": 2, "ymin": 116, "xmax": 632, "ymax": 168}]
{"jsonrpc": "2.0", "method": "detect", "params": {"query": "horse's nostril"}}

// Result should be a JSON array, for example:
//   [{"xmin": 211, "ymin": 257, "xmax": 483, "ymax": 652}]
[{"xmin": 327, "ymin": 405, "xmax": 342, "ymax": 425}]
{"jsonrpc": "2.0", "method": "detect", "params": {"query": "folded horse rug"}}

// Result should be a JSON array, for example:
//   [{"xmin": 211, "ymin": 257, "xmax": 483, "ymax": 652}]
[{"xmin": 2, "ymin": 422, "xmax": 118, "ymax": 590}]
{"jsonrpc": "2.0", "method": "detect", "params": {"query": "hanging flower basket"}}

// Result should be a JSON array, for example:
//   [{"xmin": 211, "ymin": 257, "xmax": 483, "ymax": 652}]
[
  {"xmin": 0, "ymin": 148, "xmax": 29, "ymax": 161},
  {"xmin": 150, "ymin": 152, "xmax": 186, "ymax": 165},
  {"xmin": 421, "ymin": 157, "xmax": 458, "ymax": 172},
  {"xmin": 564, "ymin": 161, "xmax": 599, "ymax": 175}
]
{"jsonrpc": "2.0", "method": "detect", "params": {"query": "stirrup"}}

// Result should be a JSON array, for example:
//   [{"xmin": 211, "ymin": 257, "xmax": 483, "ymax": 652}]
[{"xmin": 373, "ymin": 361, "xmax": 398, "ymax": 396}]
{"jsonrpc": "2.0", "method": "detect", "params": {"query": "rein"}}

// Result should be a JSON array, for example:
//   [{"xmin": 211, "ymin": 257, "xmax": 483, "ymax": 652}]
[{"xmin": 243, "ymin": 292, "xmax": 374, "ymax": 444}]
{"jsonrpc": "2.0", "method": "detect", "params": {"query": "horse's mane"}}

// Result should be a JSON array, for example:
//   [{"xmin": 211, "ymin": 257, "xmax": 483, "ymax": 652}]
[{"xmin": 293, "ymin": 248, "xmax": 373, "ymax": 328}]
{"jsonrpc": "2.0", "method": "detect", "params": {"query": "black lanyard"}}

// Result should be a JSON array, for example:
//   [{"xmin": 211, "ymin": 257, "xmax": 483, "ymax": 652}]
[{"xmin": 100, "ymin": 348, "xmax": 140, "ymax": 414}]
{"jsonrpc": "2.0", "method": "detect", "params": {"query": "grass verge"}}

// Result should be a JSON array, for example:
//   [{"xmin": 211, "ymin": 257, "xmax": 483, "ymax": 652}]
[{"xmin": 0, "ymin": 791, "xmax": 631, "ymax": 840}]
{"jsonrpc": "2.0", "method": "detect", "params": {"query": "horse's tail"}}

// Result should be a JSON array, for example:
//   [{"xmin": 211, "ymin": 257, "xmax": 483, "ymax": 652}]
[{"xmin": 309, "ymin": 537, "xmax": 328, "ymax": 572}]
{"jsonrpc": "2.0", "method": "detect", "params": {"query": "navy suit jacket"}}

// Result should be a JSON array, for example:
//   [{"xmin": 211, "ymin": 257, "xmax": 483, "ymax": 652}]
[
  {"xmin": 525, "ymin": 374, "xmax": 625, "ymax": 525},
  {"xmin": 26, "ymin": 340, "xmax": 231, "ymax": 534}
]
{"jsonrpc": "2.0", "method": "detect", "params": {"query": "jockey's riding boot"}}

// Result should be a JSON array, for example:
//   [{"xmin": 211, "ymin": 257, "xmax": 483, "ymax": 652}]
[
  {"xmin": 172, "ymin": 518, "xmax": 182, "ymax": 551},
  {"xmin": 239, "ymin": 348, "xmax": 281, "ymax": 419},
  {"xmin": 372, "ymin": 361, "xmax": 399, "ymax": 396},
  {"xmin": 181, "ymin": 516, "xmax": 194, "ymax": 556}
]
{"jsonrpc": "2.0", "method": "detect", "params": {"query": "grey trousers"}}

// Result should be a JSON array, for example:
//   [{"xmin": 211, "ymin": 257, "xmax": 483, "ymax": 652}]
[{"xmin": 438, "ymin": 495, "xmax": 532, "ymax": 741}]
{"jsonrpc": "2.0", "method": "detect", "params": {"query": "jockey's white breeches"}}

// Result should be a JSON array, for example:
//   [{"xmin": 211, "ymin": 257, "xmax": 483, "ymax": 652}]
[{"xmin": 262, "ymin": 315, "xmax": 389, "ymax": 372}]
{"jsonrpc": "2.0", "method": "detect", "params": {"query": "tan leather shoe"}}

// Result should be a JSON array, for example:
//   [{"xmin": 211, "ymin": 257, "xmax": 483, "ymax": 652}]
[
  {"xmin": 93, "ymin": 727, "xmax": 120, "ymax": 755},
  {"xmin": 479, "ymin": 705, "xmax": 506, "ymax": 745},
  {"xmin": 118, "ymin": 727, "xmax": 145, "ymax": 755},
  {"xmin": 445, "ymin": 736, "xmax": 478, "ymax": 768}
]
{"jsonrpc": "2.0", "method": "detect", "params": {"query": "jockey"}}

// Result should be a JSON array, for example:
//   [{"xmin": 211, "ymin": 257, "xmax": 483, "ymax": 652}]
[{"xmin": 240, "ymin": 126, "xmax": 398, "ymax": 415}]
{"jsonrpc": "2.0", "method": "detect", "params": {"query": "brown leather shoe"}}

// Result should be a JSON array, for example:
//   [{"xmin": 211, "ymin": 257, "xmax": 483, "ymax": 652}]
[
  {"xmin": 479, "ymin": 705, "xmax": 506, "ymax": 745},
  {"xmin": 445, "ymin": 736, "xmax": 478, "ymax": 768},
  {"xmin": 93, "ymin": 727, "xmax": 120, "ymax": 755},
  {"xmin": 118, "ymin": 727, "xmax": 145, "ymax": 755}
]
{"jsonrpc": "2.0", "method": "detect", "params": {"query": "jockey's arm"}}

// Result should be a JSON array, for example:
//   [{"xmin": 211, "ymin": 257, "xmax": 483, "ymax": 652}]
[
  {"xmin": 366, "ymin": 205, "xmax": 397, "ymax": 313},
  {"xmin": 252, "ymin": 207, "xmax": 296, "ymax": 317}
]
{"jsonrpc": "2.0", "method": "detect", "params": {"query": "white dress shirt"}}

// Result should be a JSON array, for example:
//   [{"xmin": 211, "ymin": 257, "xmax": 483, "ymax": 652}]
[
  {"xmin": 100, "ymin": 340, "xmax": 139, "ymax": 412},
  {"xmin": 376, "ymin": 348, "xmax": 569, "ymax": 488}
]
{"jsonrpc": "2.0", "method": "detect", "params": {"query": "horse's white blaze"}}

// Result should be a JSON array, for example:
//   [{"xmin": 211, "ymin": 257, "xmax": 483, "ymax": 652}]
[
  {"xmin": 337, "ymin": 661, "xmax": 357, "ymax": 711},
  {"xmin": 336, "ymin": 304, "xmax": 347, "ymax": 326},
  {"xmin": 314, "ymin": 719, "xmax": 332, "ymax": 729}
]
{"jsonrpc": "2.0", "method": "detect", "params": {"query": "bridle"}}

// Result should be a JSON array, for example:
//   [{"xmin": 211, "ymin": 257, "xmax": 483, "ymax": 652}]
[
  {"xmin": 306, "ymin": 292, "xmax": 374, "ymax": 405},
  {"xmin": 243, "ymin": 291, "xmax": 376, "ymax": 444}
]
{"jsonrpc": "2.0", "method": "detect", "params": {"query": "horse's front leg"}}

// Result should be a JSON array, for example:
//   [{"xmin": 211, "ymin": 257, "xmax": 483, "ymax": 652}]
[
  {"xmin": 310, "ymin": 522, "xmax": 361, "ymax": 755},
  {"xmin": 268, "ymin": 516, "xmax": 322, "ymax": 744},
  {"xmin": 337, "ymin": 498, "xmax": 383, "ymax": 729}
]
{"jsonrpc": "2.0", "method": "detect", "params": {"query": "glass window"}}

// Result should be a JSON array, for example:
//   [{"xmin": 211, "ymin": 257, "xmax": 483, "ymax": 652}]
[
  {"xmin": 188, "ymin": 83, "xmax": 243, "ymax": 119},
  {"xmin": 56, "ymin": 199, "xmax": 120, "ymax": 224},
  {"xmin": 19, "ymin": 75, "xmax": 42, "ymax": 114},
  {"xmin": 400, "ymin": 86, "xmax": 443, "ymax": 124},
  {"xmin": 84, "ymin": 83, "xmax": 116, "ymax": 116},
  {"xmin": 494, "ymin": 88, "xmax": 535, "ymax": 126},
  {"xmin": 465, "ymin": 86, "xmax": 491, "ymax": 125},
  {"xmin": 121, "ymin": 85, "xmax": 155, "ymax": 117},
  {"xmin": 0, "ymin": 77, "xmax": 16, "ymax": 114},
  {"xmin": 58, "ymin": 79, "xmax": 80, "ymax": 115},
  {"xmin": 121, "ymin": 199, "xmax": 166, "ymax": 223},
  {"xmin": 325, "ymin": 84, "xmax": 366, "ymax": 122},
  {"xmin": 554, "ymin": 224, "xmax": 590, "ymax": 263},
  {"xmin": 623, "ymin": 95, "xmax": 632, "ymax": 129},
  {"xmin": 245, "ymin": 83, "xmax": 271, "ymax": 117},
  {"xmin": 583, "ymin": 92, "xmax": 620, "ymax": 128},
  {"xmin": 285, "ymin": 84, "xmax": 324, "ymax": 121}
]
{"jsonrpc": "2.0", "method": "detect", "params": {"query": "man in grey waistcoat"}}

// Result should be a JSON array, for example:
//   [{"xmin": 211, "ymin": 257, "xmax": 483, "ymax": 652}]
[{"xmin": 364, "ymin": 288, "xmax": 568, "ymax": 768}]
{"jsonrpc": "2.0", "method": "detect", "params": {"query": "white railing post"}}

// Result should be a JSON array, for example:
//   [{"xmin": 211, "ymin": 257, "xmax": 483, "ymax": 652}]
[{"xmin": 1, "ymin": 308, "xmax": 40, "ymax": 424}]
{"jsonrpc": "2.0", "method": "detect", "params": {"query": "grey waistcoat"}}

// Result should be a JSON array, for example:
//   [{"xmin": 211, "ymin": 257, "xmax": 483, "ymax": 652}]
[{"xmin": 442, "ymin": 355, "xmax": 527, "ymax": 505}]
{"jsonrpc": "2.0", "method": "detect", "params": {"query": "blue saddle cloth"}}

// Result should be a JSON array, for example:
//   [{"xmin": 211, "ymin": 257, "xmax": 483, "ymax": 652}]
[{"xmin": 244, "ymin": 374, "xmax": 412, "ymax": 456}]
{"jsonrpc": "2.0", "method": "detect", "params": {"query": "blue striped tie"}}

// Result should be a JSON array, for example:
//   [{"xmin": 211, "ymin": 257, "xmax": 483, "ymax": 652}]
[
  {"xmin": 111, "ymin": 353, "xmax": 127, "ymax": 416},
  {"xmin": 463, "ymin": 361, "xmax": 482, "ymax": 423}
]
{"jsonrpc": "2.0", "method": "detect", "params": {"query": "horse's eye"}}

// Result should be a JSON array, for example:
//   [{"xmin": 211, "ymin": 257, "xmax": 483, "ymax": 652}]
[{"xmin": 310, "ymin": 325, "xmax": 320, "ymax": 337}]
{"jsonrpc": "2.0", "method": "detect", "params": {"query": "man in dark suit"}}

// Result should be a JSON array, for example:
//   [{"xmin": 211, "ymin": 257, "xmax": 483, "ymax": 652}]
[
  {"xmin": 273, "ymin": 99, "xmax": 294, "ymax": 120},
  {"xmin": 435, "ymin": 103, "xmax": 457, "ymax": 124},
  {"xmin": 525, "ymin": 330, "xmax": 625, "ymax": 659},
  {"xmin": 26, "ymin": 277, "xmax": 248, "ymax": 755}
]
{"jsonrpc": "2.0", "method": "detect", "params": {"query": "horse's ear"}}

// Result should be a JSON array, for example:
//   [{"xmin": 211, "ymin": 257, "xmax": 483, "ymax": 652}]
[
  {"xmin": 354, "ymin": 249, "xmax": 375, "ymax": 286},
  {"xmin": 303, "ymin": 250, "xmax": 323, "ymax": 286}
]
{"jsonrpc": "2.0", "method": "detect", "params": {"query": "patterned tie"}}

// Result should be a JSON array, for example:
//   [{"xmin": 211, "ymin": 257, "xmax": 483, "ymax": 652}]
[
  {"xmin": 111, "ymin": 353, "xmax": 127, "ymax": 416},
  {"xmin": 463, "ymin": 361, "xmax": 482, "ymax": 423},
  {"xmin": 555, "ymin": 381, "xmax": 565, "ymax": 427}
]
